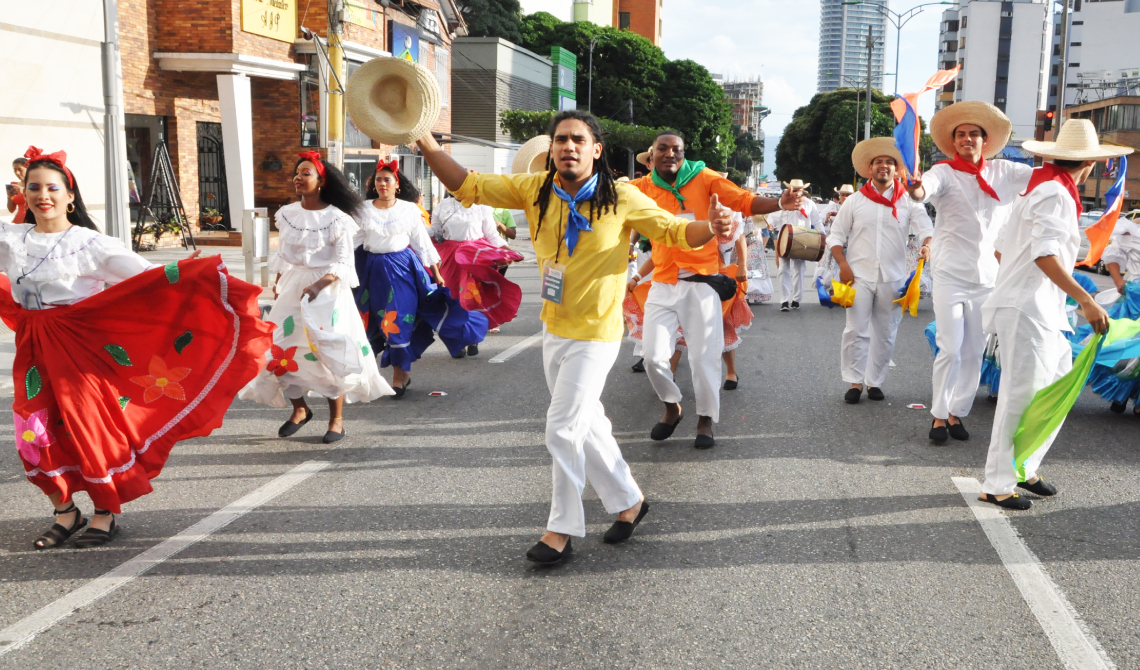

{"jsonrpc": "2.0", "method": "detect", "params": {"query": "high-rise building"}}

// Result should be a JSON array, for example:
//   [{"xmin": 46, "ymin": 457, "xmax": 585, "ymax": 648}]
[
  {"xmin": 1047, "ymin": 0, "xmax": 1140, "ymax": 112},
  {"xmin": 721, "ymin": 77, "xmax": 766, "ymax": 136},
  {"xmin": 613, "ymin": 0, "xmax": 663, "ymax": 47},
  {"xmin": 934, "ymin": 0, "xmax": 1051, "ymax": 141},
  {"xmin": 817, "ymin": 0, "xmax": 887, "ymax": 93}
]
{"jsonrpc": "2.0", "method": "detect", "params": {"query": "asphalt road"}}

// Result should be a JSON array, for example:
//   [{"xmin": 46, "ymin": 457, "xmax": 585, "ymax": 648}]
[{"xmin": 0, "ymin": 241, "xmax": 1137, "ymax": 669}]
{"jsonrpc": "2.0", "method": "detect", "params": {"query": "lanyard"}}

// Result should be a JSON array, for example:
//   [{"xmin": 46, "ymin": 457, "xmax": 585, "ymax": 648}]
[{"xmin": 17, "ymin": 225, "xmax": 74, "ymax": 285}]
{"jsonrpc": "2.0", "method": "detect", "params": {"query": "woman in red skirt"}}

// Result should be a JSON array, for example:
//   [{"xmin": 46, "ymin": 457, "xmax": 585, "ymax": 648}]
[{"xmin": 0, "ymin": 147, "xmax": 272, "ymax": 549}]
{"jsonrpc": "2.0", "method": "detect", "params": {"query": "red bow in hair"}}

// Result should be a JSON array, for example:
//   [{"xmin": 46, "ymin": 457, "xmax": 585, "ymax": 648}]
[
  {"xmin": 24, "ymin": 146, "xmax": 74, "ymax": 188},
  {"xmin": 297, "ymin": 151, "xmax": 326, "ymax": 178},
  {"xmin": 376, "ymin": 158, "xmax": 399, "ymax": 176}
]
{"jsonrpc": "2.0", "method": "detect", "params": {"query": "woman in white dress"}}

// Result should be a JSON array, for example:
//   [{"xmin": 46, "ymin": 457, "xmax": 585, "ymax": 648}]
[{"xmin": 241, "ymin": 152, "xmax": 390, "ymax": 440}]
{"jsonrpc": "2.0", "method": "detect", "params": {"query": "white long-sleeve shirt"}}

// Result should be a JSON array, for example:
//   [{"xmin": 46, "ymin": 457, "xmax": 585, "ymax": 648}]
[
  {"xmin": 1103, "ymin": 230, "xmax": 1140, "ymax": 281},
  {"xmin": 917, "ymin": 160, "xmax": 1033, "ymax": 286},
  {"xmin": 271, "ymin": 202, "xmax": 359, "ymax": 286},
  {"xmin": 430, "ymin": 197, "xmax": 506, "ymax": 247},
  {"xmin": 767, "ymin": 200, "xmax": 825, "ymax": 234},
  {"xmin": 0, "ymin": 223, "xmax": 156, "ymax": 309},
  {"xmin": 983, "ymin": 181, "xmax": 1080, "ymax": 332},
  {"xmin": 356, "ymin": 199, "xmax": 440, "ymax": 267},
  {"xmin": 828, "ymin": 184, "xmax": 934, "ymax": 284}
]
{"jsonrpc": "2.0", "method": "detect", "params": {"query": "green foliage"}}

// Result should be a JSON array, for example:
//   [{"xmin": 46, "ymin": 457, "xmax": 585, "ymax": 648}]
[
  {"xmin": 726, "ymin": 168, "xmax": 748, "ymax": 186},
  {"xmin": 728, "ymin": 124, "xmax": 764, "ymax": 177},
  {"xmin": 500, "ymin": 109, "xmax": 672, "ymax": 174},
  {"xmin": 456, "ymin": 0, "xmax": 523, "ymax": 42},
  {"xmin": 518, "ymin": 11, "xmax": 562, "ymax": 50}
]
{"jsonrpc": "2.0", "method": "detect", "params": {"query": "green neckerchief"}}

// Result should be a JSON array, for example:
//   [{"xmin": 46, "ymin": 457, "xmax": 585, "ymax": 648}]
[{"xmin": 651, "ymin": 160, "xmax": 706, "ymax": 210}]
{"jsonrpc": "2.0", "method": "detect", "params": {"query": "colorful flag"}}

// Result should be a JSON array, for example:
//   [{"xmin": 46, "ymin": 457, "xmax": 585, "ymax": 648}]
[
  {"xmin": 893, "ymin": 259, "xmax": 924, "ymax": 317},
  {"xmin": 890, "ymin": 65, "xmax": 961, "ymax": 180},
  {"xmin": 1077, "ymin": 155, "xmax": 1128, "ymax": 268}
]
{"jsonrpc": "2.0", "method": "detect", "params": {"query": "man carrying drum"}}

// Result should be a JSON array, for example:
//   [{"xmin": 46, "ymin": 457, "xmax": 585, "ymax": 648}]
[
  {"xmin": 768, "ymin": 179, "xmax": 826, "ymax": 311},
  {"xmin": 629, "ymin": 130, "xmax": 800, "ymax": 449},
  {"xmin": 830, "ymin": 138, "xmax": 933, "ymax": 404}
]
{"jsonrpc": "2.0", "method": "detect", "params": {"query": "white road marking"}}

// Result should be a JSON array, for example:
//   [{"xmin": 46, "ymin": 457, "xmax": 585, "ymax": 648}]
[
  {"xmin": 952, "ymin": 477, "xmax": 1115, "ymax": 670},
  {"xmin": 488, "ymin": 332, "xmax": 543, "ymax": 363},
  {"xmin": 0, "ymin": 460, "xmax": 331, "ymax": 656}
]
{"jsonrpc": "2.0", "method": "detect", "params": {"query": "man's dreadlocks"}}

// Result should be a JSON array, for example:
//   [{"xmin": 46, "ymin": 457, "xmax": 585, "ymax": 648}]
[{"xmin": 534, "ymin": 110, "xmax": 620, "ymax": 238}]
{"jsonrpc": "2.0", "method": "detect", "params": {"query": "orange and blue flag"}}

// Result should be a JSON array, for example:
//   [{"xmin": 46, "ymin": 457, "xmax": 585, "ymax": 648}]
[
  {"xmin": 889, "ymin": 66, "xmax": 961, "ymax": 183},
  {"xmin": 1078, "ymin": 155, "xmax": 1128, "ymax": 268}
]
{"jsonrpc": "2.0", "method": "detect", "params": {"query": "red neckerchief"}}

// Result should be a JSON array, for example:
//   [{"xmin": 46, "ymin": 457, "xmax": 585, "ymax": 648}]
[
  {"xmin": 937, "ymin": 154, "xmax": 999, "ymax": 201},
  {"xmin": 799, "ymin": 208, "xmax": 808, "ymax": 218},
  {"xmin": 859, "ymin": 179, "xmax": 905, "ymax": 220},
  {"xmin": 1021, "ymin": 162, "xmax": 1083, "ymax": 218}
]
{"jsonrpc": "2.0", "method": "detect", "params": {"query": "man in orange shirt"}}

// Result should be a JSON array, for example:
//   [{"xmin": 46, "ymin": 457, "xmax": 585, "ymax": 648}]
[{"xmin": 629, "ymin": 130, "xmax": 800, "ymax": 449}]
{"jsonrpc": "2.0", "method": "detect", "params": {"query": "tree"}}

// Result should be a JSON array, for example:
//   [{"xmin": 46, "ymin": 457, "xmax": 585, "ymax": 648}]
[
  {"xmin": 655, "ymin": 59, "xmax": 735, "ymax": 171},
  {"xmin": 728, "ymin": 124, "xmax": 764, "ymax": 174},
  {"xmin": 500, "ymin": 109, "xmax": 671, "ymax": 177},
  {"xmin": 456, "ymin": 0, "xmax": 523, "ymax": 43}
]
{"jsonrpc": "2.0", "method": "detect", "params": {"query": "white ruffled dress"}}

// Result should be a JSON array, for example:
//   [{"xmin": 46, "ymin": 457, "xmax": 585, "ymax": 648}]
[{"xmin": 240, "ymin": 203, "xmax": 391, "ymax": 407}]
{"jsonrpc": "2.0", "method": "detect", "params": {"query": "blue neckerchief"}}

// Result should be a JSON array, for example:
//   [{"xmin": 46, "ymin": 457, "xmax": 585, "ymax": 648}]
[{"xmin": 551, "ymin": 172, "xmax": 599, "ymax": 257}]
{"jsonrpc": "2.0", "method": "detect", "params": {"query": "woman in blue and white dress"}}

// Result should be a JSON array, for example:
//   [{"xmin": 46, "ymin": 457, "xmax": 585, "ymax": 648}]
[{"xmin": 1094, "ymin": 222, "xmax": 1140, "ymax": 414}]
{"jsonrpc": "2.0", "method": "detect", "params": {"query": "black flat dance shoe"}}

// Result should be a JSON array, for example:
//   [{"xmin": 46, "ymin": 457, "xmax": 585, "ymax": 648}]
[
  {"xmin": 1111, "ymin": 401, "xmax": 1127, "ymax": 414},
  {"xmin": 980, "ymin": 493, "xmax": 1031, "ymax": 510},
  {"xmin": 694, "ymin": 431, "xmax": 716, "ymax": 450},
  {"xmin": 603, "ymin": 501, "xmax": 650, "ymax": 544},
  {"xmin": 278, "ymin": 408, "xmax": 314, "ymax": 438},
  {"xmin": 467, "ymin": 344, "xmax": 479, "ymax": 357},
  {"xmin": 393, "ymin": 378, "xmax": 411, "ymax": 399},
  {"xmin": 1017, "ymin": 477, "xmax": 1058, "ymax": 497},
  {"xmin": 526, "ymin": 538, "xmax": 572, "ymax": 565},
  {"xmin": 74, "ymin": 510, "xmax": 118, "ymax": 548},
  {"xmin": 33, "ymin": 503, "xmax": 86, "ymax": 550},
  {"xmin": 929, "ymin": 420, "xmax": 948, "ymax": 444},
  {"xmin": 867, "ymin": 387, "xmax": 885, "ymax": 401},
  {"xmin": 631, "ymin": 358, "xmax": 645, "ymax": 373},
  {"xmin": 723, "ymin": 377, "xmax": 739, "ymax": 390},
  {"xmin": 650, "ymin": 414, "xmax": 684, "ymax": 441},
  {"xmin": 791, "ymin": 301, "xmax": 800, "ymax": 310},
  {"xmin": 948, "ymin": 419, "xmax": 969, "ymax": 441},
  {"xmin": 844, "ymin": 388, "xmax": 862, "ymax": 404},
  {"xmin": 780, "ymin": 302, "xmax": 790, "ymax": 312},
  {"xmin": 323, "ymin": 428, "xmax": 346, "ymax": 444}
]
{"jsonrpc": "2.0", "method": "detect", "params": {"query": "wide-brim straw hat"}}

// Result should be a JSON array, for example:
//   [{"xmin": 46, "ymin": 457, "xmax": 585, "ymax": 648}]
[
  {"xmin": 929, "ymin": 100, "xmax": 1012, "ymax": 160},
  {"xmin": 346, "ymin": 57, "xmax": 441, "ymax": 146},
  {"xmin": 511, "ymin": 135, "xmax": 552, "ymax": 174},
  {"xmin": 835, "ymin": 184, "xmax": 854, "ymax": 195},
  {"xmin": 636, "ymin": 148, "xmax": 651, "ymax": 167},
  {"xmin": 852, "ymin": 137, "xmax": 906, "ymax": 179},
  {"xmin": 782, "ymin": 179, "xmax": 810, "ymax": 189},
  {"xmin": 1022, "ymin": 118, "xmax": 1134, "ymax": 161}
]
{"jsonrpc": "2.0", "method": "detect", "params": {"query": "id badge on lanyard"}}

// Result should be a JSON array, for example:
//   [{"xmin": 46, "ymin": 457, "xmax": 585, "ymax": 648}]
[
  {"xmin": 541, "ymin": 261, "xmax": 566, "ymax": 304},
  {"xmin": 17, "ymin": 283, "xmax": 43, "ymax": 310}
]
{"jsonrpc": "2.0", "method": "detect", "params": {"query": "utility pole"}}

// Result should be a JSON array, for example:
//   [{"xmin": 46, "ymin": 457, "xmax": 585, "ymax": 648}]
[
  {"xmin": 865, "ymin": 25, "xmax": 874, "ymax": 143},
  {"xmin": 627, "ymin": 98, "xmax": 635, "ymax": 177},
  {"xmin": 1054, "ymin": 0, "xmax": 1071, "ymax": 140},
  {"xmin": 101, "ymin": 0, "xmax": 130, "ymax": 244},
  {"xmin": 327, "ymin": 0, "xmax": 346, "ymax": 169}
]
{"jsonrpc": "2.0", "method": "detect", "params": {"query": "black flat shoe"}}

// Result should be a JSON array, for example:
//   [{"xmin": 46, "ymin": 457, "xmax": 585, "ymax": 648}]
[
  {"xmin": 467, "ymin": 344, "xmax": 479, "ymax": 357},
  {"xmin": 650, "ymin": 414, "xmax": 683, "ymax": 441},
  {"xmin": 791, "ymin": 301, "xmax": 800, "ymax": 310},
  {"xmin": 323, "ymin": 427, "xmax": 346, "ymax": 444},
  {"xmin": 929, "ymin": 420, "xmax": 948, "ymax": 443},
  {"xmin": 392, "ymin": 378, "xmax": 411, "ymax": 399},
  {"xmin": 526, "ymin": 538, "xmax": 572, "ymax": 565},
  {"xmin": 1111, "ymin": 401, "xmax": 1127, "ymax": 414},
  {"xmin": 631, "ymin": 358, "xmax": 645, "ymax": 373},
  {"xmin": 452, "ymin": 348, "xmax": 467, "ymax": 359},
  {"xmin": 724, "ymin": 377, "xmax": 739, "ymax": 390},
  {"xmin": 867, "ymin": 387, "xmax": 885, "ymax": 401},
  {"xmin": 1017, "ymin": 477, "xmax": 1058, "ymax": 497},
  {"xmin": 694, "ymin": 432, "xmax": 716, "ymax": 450},
  {"xmin": 33, "ymin": 503, "xmax": 86, "ymax": 550},
  {"xmin": 278, "ymin": 408, "xmax": 314, "ymax": 437},
  {"xmin": 604, "ymin": 501, "xmax": 650, "ymax": 544},
  {"xmin": 844, "ymin": 388, "xmax": 862, "ymax": 404},
  {"xmin": 780, "ymin": 302, "xmax": 790, "ymax": 312},
  {"xmin": 74, "ymin": 510, "xmax": 118, "ymax": 548},
  {"xmin": 948, "ymin": 419, "xmax": 969, "ymax": 441},
  {"xmin": 980, "ymin": 493, "xmax": 1031, "ymax": 510}
]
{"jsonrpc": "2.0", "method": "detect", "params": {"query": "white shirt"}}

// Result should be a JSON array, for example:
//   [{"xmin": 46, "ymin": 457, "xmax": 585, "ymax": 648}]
[
  {"xmin": 983, "ymin": 181, "xmax": 1080, "ymax": 332},
  {"xmin": 828, "ymin": 184, "xmax": 934, "ymax": 283},
  {"xmin": 271, "ymin": 202, "xmax": 359, "ymax": 287},
  {"xmin": 918, "ymin": 159, "xmax": 1033, "ymax": 286},
  {"xmin": 0, "ymin": 223, "xmax": 155, "ymax": 309},
  {"xmin": 356, "ymin": 199, "xmax": 441, "ymax": 267},
  {"xmin": 1103, "ymin": 232, "xmax": 1140, "ymax": 281},
  {"xmin": 767, "ymin": 200, "xmax": 825, "ymax": 234},
  {"xmin": 431, "ymin": 197, "xmax": 506, "ymax": 247}
]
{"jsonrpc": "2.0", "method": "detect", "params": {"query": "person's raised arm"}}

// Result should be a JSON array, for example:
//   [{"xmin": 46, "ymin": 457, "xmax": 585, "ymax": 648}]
[
  {"xmin": 750, "ymin": 189, "xmax": 801, "ymax": 216},
  {"xmin": 416, "ymin": 133, "xmax": 471, "ymax": 192}
]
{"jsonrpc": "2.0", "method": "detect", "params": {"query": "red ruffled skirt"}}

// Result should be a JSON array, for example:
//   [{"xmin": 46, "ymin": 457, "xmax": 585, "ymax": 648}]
[
  {"xmin": 0, "ymin": 257, "xmax": 274, "ymax": 512},
  {"xmin": 435, "ymin": 239, "xmax": 524, "ymax": 329}
]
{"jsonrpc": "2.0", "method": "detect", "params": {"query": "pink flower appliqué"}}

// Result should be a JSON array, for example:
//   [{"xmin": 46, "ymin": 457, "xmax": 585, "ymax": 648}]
[{"xmin": 14, "ymin": 410, "xmax": 54, "ymax": 467}]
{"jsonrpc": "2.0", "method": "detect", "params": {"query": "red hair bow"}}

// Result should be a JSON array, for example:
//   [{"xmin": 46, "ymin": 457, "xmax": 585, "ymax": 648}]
[
  {"xmin": 297, "ymin": 151, "xmax": 326, "ymax": 178},
  {"xmin": 375, "ymin": 158, "xmax": 399, "ymax": 176},
  {"xmin": 24, "ymin": 146, "xmax": 74, "ymax": 188}
]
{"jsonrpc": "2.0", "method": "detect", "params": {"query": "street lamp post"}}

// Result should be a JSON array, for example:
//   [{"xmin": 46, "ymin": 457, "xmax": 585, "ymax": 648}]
[
  {"xmin": 587, "ymin": 35, "xmax": 605, "ymax": 113},
  {"xmin": 842, "ymin": 1, "xmax": 953, "ymax": 95}
]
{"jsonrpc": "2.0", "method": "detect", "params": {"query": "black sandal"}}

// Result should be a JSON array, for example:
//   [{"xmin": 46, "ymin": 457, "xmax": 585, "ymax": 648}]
[
  {"xmin": 33, "ymin": 503, "xmax": 86, "ymax": 550},
  {"xmin": 74, "ymin": 509, "xmax": 118, "ymax": 548}
]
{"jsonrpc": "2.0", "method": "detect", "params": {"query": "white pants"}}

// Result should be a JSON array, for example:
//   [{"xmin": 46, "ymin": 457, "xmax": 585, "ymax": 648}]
[
  {"xmin": 981, "ymin": 309, "xmax": 1072, "ymax": 495},
  {"xmin": 779, "ymin": 257, "xmax": 806, "ymax": 303},
  {"xmin": 543, "ymin": 331, "xmax": 642, "ymax": 537},
  {"xmin": 840, "ymin": 277, "xmax": 906, "ymax": 388},
  {"xmin": 930, "ymin": 275, "xmax": 992, "ymax": 420},
  {"xmin": 643, "ymin": 281, "xmax": 723, "ymax": 422}
]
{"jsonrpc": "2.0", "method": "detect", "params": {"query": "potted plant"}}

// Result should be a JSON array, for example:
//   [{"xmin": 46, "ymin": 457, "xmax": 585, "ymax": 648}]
[{"xmin": 200, "ymin": 208, "xmax": 223, "ymax": 224}]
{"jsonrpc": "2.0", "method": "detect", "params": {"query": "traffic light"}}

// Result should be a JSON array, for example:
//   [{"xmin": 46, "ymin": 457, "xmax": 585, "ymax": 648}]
[{"xmin": 1044, "ymin": 110, "xmax": 1055, "ymax": 132}]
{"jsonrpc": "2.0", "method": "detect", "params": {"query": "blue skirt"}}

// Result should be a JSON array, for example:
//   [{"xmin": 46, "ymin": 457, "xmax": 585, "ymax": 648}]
[{"xmin": 354, "ymin": 247, "xmax": 488, "ymax": 371}]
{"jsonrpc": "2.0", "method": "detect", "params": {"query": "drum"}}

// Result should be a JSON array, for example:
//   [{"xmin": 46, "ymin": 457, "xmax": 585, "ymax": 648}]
[{"xmin": 777, "ymin": 225, "xmax": 827, "ymax": 261}]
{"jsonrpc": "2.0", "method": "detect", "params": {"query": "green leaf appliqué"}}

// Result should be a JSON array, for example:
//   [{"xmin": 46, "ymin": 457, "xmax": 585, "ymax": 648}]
[
  {"xmin": 387, "ymin": 287, "xmax": 395, "ymax": 304},
  {"xmin": 359, "ymin": 289, "xmax": 369, "ymax": 306},
  {"xmin": 164, "ymin": 262, "xmax": 180, "ymax": 284},
  {"xmin": 303, "ymin": 352, "xmax": 318, "ymax": 362},
  {"xmin": 174, "ymin": 331, "xmax": 193, "ymax": 354},
  {"xmin": 283, "ymin": 316, "xmax": 295, "ymax": 337},
  {"xmin": 25, "ymin": 367, "xmax": 42, "ymax": 400},
  {"xmin": 402, "ymin": 314, "xmax": 415, "ymax": 324},
  {"xmin": 331, "ymin": 309, "xmax": 339, "ymax": 327},
  {"xmin": 103, "ymin": 344, "xmax": 133, "ymax": 366},
  {"xmin": 118, "ymin": 396, "xmax": 131, "ymax": 410},
  {"xmin": 361, "ymin": 344, "xmax": 370, "ymax": 356}
]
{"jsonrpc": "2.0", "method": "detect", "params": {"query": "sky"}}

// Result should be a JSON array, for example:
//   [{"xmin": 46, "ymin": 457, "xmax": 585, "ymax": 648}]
[{"xmin": 658, "ymin": 0, "xmax": 948, "ymax": 176}]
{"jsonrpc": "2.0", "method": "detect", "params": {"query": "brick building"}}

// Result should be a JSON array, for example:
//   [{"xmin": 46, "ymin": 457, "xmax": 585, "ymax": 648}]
[
  {"xmin": 1065, "ymin": 96, "xmax": 1140, "ymax": 211},
  {"xmin": 613, "ymin": 0, "xmax": 662, "ymax": 47},
  {"xmin": 118, "ymin": 0, "xmax": 465, "ymax": 237}
]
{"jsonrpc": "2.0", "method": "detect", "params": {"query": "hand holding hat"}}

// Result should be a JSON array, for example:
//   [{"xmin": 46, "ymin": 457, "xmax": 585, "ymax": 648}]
[{"xmin": 346, "ymin": 57, "xmax": 442, "ymax": 146}]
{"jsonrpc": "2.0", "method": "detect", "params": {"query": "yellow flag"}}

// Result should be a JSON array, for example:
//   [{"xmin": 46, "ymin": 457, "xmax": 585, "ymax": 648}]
[{"xmin": 894, "ymin": 259, "xmax": 924, "ymax": 317}]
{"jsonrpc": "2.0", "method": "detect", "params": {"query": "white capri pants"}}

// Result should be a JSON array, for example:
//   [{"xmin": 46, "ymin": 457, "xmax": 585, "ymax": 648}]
[
  {"xmin": 840, "ymin": 277, "xmax": 906, "ymax": 388},
  {"xmin": 543, "ymin": 330, "xmax": 643, "ymax": 537},
  {"xmin": 931, "ymin": 275, "xmax": 992, "ymax": 420},
  {"xmin": 642, "ymin": 280, "xmax": 724, "ymax": 422},
  {"xmin": 981, "ymin": 308, "xmax": 1072, "ymax": 496}
]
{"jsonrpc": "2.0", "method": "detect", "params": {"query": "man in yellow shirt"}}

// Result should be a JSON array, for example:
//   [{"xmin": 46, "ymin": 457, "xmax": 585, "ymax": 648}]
[
  {"xmin": 415, "ymin": 110, "xmax": 733, "ymax": 565},
  {"xmin": 629, "ymin": 130, "xmax": 800, "ymax": 449}
]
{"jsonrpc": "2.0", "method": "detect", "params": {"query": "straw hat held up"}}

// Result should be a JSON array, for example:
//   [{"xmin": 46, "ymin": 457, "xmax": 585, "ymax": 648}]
[
  {"xmin": 1022, "ymin": 118, "xmax": 1133, "ymax": 161},
  {"xmin": 782, "ymin": 179, "xmax": 810, "ymax": 190},
  {"xmin": 346, "ymin": 57, "xmax": 442, "ymax": 146},
  {"xmin": 929, "ymin": 100, "xmax": 1012, "ymax": 160},
  {"xmin": 511, "ymin": 135, "xmax": 552, "ymax": 174}
]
